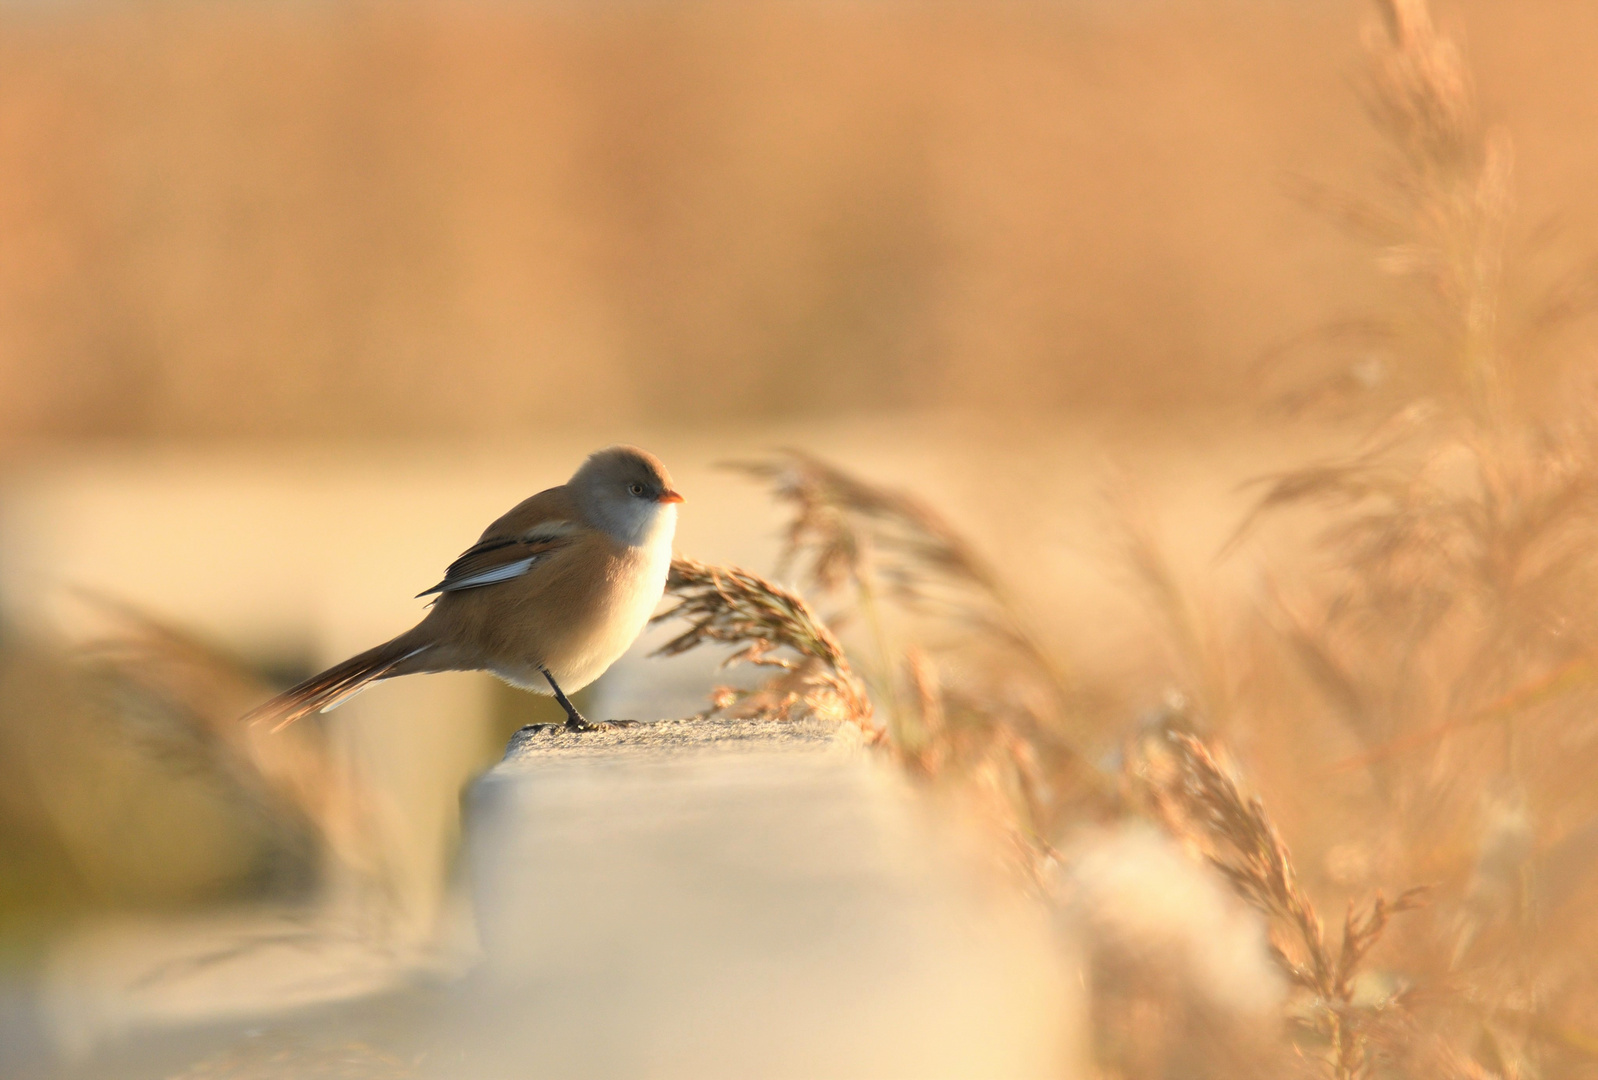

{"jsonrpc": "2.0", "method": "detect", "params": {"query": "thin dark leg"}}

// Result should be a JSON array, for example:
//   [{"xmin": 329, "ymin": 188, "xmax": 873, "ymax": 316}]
[
  {"xmin": 540, "ymin": 666, "xmax": 593, "ymax": 730},
  {"xmin": 510, "ymin": 667, "xmax": 639, "ymax": 736}
]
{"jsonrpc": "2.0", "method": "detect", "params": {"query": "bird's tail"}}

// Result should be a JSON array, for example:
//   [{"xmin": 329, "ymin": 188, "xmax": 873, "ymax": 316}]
[{"xmin": 243, "ymin": 633, "xmax": 433, "ymax": 732}]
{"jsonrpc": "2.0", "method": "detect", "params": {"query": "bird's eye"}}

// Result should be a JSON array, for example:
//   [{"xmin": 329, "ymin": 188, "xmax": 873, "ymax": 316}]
[{"xmin": 628, "ymin": 482, "xmax": 646, "ymax": 497}]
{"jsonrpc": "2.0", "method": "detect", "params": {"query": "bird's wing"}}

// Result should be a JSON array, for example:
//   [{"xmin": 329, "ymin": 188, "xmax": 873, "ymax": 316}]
[{"xmin": 417, "ymin": 488, "xmax": 587, "ymax": 597}]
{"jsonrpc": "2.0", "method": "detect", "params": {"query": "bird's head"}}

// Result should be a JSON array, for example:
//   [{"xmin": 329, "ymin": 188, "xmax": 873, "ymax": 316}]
[{"xmin": 570, "ymin": 445, "xmax": 683, "ymax": 547}]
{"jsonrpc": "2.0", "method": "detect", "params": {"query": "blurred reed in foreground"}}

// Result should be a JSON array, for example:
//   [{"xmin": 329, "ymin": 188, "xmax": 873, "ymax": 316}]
[
  {"xmin": 77, "ymin": 595, "xmax": 387, "ymax": 891},
  {"xmin": 652, "ymin": 5, "xmax": 1598, "ymax": 1077}
]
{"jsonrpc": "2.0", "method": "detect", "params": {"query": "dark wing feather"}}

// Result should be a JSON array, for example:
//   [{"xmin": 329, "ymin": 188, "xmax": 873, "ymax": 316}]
[{"xmin": 416, "ymin": 523, "xmax": 580, "ymax": 597}]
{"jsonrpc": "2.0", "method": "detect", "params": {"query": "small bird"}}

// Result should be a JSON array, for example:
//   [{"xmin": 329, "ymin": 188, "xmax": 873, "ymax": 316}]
[{"xmin": 244, "ymin": 445, "xmax": 683, "ymax": 733}]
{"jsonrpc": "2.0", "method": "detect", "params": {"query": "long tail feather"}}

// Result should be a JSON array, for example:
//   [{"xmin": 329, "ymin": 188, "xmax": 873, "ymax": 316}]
[{"xmin": 243, "ymin": 636, "xmax": 431, "ymax": 732}]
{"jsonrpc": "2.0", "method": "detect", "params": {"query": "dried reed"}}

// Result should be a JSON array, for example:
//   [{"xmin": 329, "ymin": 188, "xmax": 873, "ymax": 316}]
[
  {"xmin": 75, "ymin": 593, "xmax": 387, "ymax": 889},
  {"xmin": 1205, "ymin": 0, "xmax": 1598, "ymax": 1074},
  {"xmin": 650, "ymin": 557, "xmax": 873, "ymax": 729},
  {"xmin": 1275, "ymin": 0, "xmax": 1512, "ymax": 422},
  {"xmin": 1149, "ymin": 731, "xmax": 1426, "ymax": 1080},
  {"xmin": 729, "ymin": 450, "xmax": 1073, "ymax": 706},
  {"xmin": 723, "ymin": 452, "xmax": 1113, "ymax": 864},
  {"xmin": 647, "ymin": 456, "xmax": 1114, "ymax": 881}
]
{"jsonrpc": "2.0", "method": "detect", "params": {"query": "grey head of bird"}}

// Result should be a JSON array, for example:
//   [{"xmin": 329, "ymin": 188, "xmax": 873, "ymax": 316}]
[{"xmin": 570, "ymin": 445, "xmax": 684, "ymax": 547}]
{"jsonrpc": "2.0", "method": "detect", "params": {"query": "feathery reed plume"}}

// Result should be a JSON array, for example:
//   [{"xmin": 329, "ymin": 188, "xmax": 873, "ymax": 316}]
[
  {"xmin": 731, "ymin": 451, "xmax": 1090, "ymax": 735},
  {"xmin": 897, "ymin": 646, "xmax": 946, "ymax": 775},
  {"xmin": 1149, "ymin": 732, "xmax": 1429, "ymax": 1080},
  {"xmin": 74, "ymin": 592, "xmax": 387, "ymax": 887},
  {"xmin": 709, "ymin": 453, "xmax": 1118, "ymax": 881},
  {"xmin": 1269, "ymin": 0, "xmax": 1519, "ymax": 422},
  {"xmin": 1174, "ymin": 2, "xmax": 1598, "ymax": 1071},
  {"xmin": 651, "ymin": 550, "xmax": 1090, "ymax": 882},
  {"xmin": 1365, "ymin": 0, "xmax": 1510, "ymax": 420},
  {"xmin": 728, "ymin": 450, "xmax": 1072, "ymax": 704},
  {"xmin": 651, "ymin": 557, "xmax": 873, "ymax": 729}
]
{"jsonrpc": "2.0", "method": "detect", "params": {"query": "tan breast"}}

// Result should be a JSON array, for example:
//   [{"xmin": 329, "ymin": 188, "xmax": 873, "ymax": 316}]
[
  {"xmin": 532, "ymin": 532, "xmax": 672, "ymax": 690},
  {"xmin": 419, "ymin": 521, "xmax": 673, "ymax": 693}
]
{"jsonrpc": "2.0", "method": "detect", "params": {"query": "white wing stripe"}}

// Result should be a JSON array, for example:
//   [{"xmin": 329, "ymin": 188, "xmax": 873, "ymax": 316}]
[{"xmin": 447, "ymin": 557, "xmax": 537, "ymax": 591}]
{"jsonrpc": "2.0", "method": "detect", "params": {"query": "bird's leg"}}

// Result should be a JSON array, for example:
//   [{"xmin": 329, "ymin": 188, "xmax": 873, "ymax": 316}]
[
  {"xmin": 532, "ymin": 667, "xmax": 637, "ymax": 733},
  {"xmin": 540, "ymin": 667, "xmax": 592, "ymax": 730}
]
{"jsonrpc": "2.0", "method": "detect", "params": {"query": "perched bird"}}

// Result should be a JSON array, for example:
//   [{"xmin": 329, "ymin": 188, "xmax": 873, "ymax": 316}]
[{"xmin": 244, "ymin": 446, "xmax": 683, "ymax": 733}]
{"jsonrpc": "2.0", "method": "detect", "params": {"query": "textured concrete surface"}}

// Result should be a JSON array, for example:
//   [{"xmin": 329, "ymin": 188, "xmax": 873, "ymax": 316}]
[
  {"xmin": 499, "ymin": 714, "xmax": 846, "ymax": 759},
  {"xmin": 28, "ymin": 718, "xmax": 1075, "ymax": 1079},
  {"xmin": 454, "ymin": 717, "xmax": 1074, "ymax": 1079}
]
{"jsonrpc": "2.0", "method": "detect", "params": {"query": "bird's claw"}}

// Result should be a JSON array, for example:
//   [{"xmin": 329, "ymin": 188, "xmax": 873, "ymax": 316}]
[
  {"xmin": 516, "ymin": 717, "xmax": 640, "ymax": 736},
  {"xmin": 565, "ymin": 716, "xmax": 640, "ymax": 732}
]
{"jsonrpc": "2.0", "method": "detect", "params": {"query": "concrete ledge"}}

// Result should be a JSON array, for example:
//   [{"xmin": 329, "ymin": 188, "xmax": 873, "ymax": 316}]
[
  {"xmin": 500, "ymin": 715, "xmax": 848, "ymax": 761},
  {"xmin": 32, "ymin": 718, "xmax": 1077, "ymax": 1079},
  {"xmin": 452, "ymin": 717, "xmax": 1075, "ymax": 1079}
]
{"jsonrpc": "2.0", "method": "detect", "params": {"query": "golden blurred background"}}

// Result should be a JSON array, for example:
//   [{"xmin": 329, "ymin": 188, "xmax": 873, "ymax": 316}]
[
  {"xmin": 4, "ymin": 0, "xmax": 1598, "ymax": 1075},
  {"xmin": 3, "ymin": 0, "xmax": 1593, "ymax": 444}
]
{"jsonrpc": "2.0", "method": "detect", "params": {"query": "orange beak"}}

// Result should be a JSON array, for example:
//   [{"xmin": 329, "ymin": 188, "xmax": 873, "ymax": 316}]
[{"xmin": 659, "ymin": 490, "xmax": 686, "ymax": 504}]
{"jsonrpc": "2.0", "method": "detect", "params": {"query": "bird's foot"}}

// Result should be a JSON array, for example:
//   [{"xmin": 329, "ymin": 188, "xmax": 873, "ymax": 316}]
[
  {"xmin": 563, "ymin": 715, "xmax": 640, "ymax": 733},
  {"xmin": 516, "ymin": 716, "xmax": 640, "ymax": 736}
]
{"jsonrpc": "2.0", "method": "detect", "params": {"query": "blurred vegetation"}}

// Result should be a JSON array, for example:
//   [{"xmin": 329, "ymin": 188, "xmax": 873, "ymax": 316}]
[
  {"xmin": 0, "ymin": 634, "xmax": 309, "ymax": 969},
  {"xmin": 10, "ymin": 0, "xmax": 1594, "ymax": 446},
  {"xmin": 4, "ymin": 0, "xmax": 1598, "ymax": 1076},
  {"xmin": 653, "ymin": 2, "xmax": 1598, "ymax": 1076}
]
